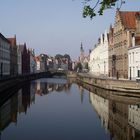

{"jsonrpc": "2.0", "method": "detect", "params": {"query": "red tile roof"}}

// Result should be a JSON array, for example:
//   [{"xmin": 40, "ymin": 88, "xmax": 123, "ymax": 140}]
[{"xmin": 119, "ymin": 11, "xmax": 140, "ymax": 29}]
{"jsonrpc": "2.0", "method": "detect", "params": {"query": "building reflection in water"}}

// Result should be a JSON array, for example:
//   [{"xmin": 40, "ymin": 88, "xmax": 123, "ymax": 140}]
[
  {"xmin": 78, "ymin": 82, "xmax": 140, "ymax": 140},
  {"xmin": 0, "ymin": 78, "xmax": 71, "ymax": 138},
  {"xmin": 89, "ymin": 91, "xmax": 109, "ymax": 131},
  {"xmin": 34, "ymin": 78, "xmax": 71, "ymax": 96},
  {"xmin": 129, "ymin": 104, "xmax": 140, "ymax": 139},
  {"xmin": 1, "ymin": 79, "xmax": 140, "ymax": 140}
]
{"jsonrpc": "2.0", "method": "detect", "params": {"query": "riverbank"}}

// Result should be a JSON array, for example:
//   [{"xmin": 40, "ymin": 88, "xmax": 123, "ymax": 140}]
[
  {"xmin": 77, "ymin": 73, "xmax": 140, "ymax": 93},
  {"xmin": 0, "ymin": 72, "xmax": 51, "ymax": 93}
]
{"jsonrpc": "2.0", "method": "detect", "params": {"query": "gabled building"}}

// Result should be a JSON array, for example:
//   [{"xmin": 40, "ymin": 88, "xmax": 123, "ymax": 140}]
[
  {"xmin": 0, "ymin": 33, "xmax": 10, "ymax": 76},
  {"xmin": 35, "ymin": 56, "xmax": 40, "ymax": 73},
  {"xmin": 128, "ymin": 13, "xmax": 140, "ymax": 80},
  {"xmin": 35, "ymin": 54, "xmax": 48, "ymax": 73},
  {"xmin": 17, "ymin": 45, "xmax": 22, "ymax": 75},
  {"xmin": 46, "ymin": 56, "xmax": 54, "ymax": 70},
  {"xmin": 108, "ymin": 25, "xmax": 115, "ymax": 77},
  {"xmin": 89, "ymin": 30, "xmax": 109, "ymax": 76},
  {"xmin": 109, "ymin": 10, "xmax": 140, "ymax": 79},
  {"xmin": 39, "ymin": 54, "xmax": 48, "ymax": 72},
  {"xmin": 7, "ymin": 36, "xmax": 18, "ymax": 76},
  {"xmin": 19, "ymin": 43, "xmax": 30, "ymax": 74}
]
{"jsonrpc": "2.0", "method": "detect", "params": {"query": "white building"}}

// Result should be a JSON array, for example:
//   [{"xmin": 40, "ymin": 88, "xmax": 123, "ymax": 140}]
[
  {"xmin": 128, "ymin": 45, "xmax": 140, "ymax": 80},
  {"xmin": 89, "ymin": 31, "xmax": 109, "ymax": 76},
  {"xmin": 129, "ymin": 105, "xmax": 140, "ymax": 132},
  {"xmin": 89, "ymin": 43, "xmax": 100, "ymax": 75},
  {"xmin": 0, "ymin": 33, "xmax": 10, "ymax": 76},
  {"xmin": 35, "ymin": 56, "xmax": 41, "ymax": 73}
]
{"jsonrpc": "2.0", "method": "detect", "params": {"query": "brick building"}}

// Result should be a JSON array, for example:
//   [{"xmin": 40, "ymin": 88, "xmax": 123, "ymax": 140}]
[
  {"xmin": 109, "ymin": 10, "xmax": 140, "ymax": 79},
  {"xmin": 19, "ymin": 43, "xmax": 30, "ymax": 74}
]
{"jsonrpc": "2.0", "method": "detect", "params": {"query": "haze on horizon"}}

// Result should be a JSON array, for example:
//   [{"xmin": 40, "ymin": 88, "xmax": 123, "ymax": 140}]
[{"xmin": 0, "ymin": 0, "xmax": 140, "ymax": 59}]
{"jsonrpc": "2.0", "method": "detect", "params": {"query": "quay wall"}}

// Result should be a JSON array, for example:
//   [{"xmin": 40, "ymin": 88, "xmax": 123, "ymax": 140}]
[
  {"xmin": 77, "ymin": 74, "xmax": 140, "ymax": 93},
  {"xmin": 0, "ymin": 72, "xmax": 51, "ymax": 93}
]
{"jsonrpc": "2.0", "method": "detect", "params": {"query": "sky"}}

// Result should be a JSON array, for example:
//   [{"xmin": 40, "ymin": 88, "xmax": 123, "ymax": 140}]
[{"xmin": 0, "ymin": 0, "xmax": 140, "ymax": 60}]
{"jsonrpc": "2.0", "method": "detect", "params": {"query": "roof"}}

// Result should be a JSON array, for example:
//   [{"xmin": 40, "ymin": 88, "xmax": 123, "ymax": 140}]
[
  {"xmin": 119, "ymin": 11, "xmax": 140, "ymax": 29},
  {"xmin": 7, "ymin": 37, "xmax": 16, "ymax": 46},
  {"xmin": 35, "ymin": 56, "xmax": 40, "ymax": 61},
  {"xmin": 0, "ymin": 33, "xmax": 10, "ymax": 43}
]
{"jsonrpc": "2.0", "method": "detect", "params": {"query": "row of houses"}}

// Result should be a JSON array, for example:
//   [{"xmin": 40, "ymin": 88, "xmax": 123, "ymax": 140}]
[
  {"xmin": 0, "ymin": 33, "xmax": 72, "ymax": 77},
  {"xmin": 89, "ymin": 10, "xmax": 140, "ymax": 80},
  {"xmin": 0, "ymin": 34, "xmax": 33, "ymax": 76},
  {"xmin": 35, "ymin": 54, "xmax": 72, "ymax": 73}
]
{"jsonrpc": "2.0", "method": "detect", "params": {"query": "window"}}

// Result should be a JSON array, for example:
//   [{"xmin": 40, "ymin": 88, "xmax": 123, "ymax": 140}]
[
  {"xmin": 133, "ymin": 52, "xmax": 134, "ymax": 63},
  {"xmin": 138, "ymin": 70, "xmax": 140, "ymax": 77}
]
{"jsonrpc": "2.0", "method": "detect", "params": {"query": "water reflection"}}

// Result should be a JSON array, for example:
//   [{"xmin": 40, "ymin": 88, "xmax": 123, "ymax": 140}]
[
  {"xmin": 79, "ymin": 82, "xmax": 140, "ymax": 140},
  {"xmin": 1, "ymin": 78, "xmax": 140, "ymax": 140},
  {"xmin": 0, "ymin": 78, "xmax": 72, "ymax": 139},
  {"xmin": 89, "ymin": 91, "xmax": 109, "ymax": 131}
]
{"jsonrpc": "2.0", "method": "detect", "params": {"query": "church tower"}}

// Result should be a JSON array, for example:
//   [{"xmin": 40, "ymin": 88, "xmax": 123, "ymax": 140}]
[{"xmin": 80, "ymin": 42, "xmax": 84, "ymax": 62}]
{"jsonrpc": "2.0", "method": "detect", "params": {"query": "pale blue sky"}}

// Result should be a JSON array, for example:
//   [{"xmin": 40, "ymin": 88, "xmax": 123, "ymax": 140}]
[{"xmin": 0, "ymin": 0, "xmax": 140, "ymax": 59}]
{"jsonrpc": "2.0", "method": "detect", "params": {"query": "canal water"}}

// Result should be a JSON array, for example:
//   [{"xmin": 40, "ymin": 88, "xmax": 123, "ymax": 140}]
[{"xmin": 0, "ymin": 78, "xmax": 140, "ymax": 140}]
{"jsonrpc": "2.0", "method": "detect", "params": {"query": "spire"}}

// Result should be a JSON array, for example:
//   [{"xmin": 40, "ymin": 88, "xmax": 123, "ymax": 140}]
[{"xmin": 80, "ymin": 42, "xmax": 84, "ymax": 52}]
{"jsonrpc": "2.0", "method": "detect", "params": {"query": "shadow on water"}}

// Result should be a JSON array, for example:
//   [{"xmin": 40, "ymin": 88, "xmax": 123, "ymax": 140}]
[
  {"xmin": 0, "ymin": 78, "xmax": 140, "ymax": 140},
  {"xmin": 0, "ymin": 78, "xmax": 72, "ymax": 136}
]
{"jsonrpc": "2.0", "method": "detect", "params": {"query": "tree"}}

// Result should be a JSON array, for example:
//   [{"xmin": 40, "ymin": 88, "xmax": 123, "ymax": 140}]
[
  {"xmin": 64, "ymin": 54, "xmax": 71, "ymax": 61},
  {"xmin": 75, "ymin": 62, "xmax": 82, "ymax": 72},
  {"xmin": 55, "ymin": 54, "xmax": 63, "ymax": 59},
  {"xmin": 84, "ymin": 62, "xmax": 88, "ymax": 69},
  {"xmin": 82, "ymin": 0, "xmax": 125, "ymax": 19}
]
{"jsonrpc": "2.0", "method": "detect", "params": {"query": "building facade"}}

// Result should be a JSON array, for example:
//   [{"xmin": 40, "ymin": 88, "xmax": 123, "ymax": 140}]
[
  {"xmin": 109, "ymin": 10, "xmax": 140, "ymax": 79},
  {"xmin": 7, "ymin": 36, "xmax": 18, "ymax": 76},
  {"xmin": 89, "ymin": 31, "xmax": 109, "ymax": 76},
  {"xmin": 30, "ymin": 49, "xmax": 36, "ymax": 73},
  {"xmin": 17, "ymin": 45, "xmax": 22, "ymax": 75},
  {"xmin": 89, "ymin": 91, "xmax": 109, "ymax": 131},
  {"xmin": 128, "ymin": 45, "xmax": 140, "ymax": 80},
  {"xmin": 19, "ymin": 43, "xmax": 30, "ymax": 74},
  {"xmin": 0, "ymin": 33, "xmax": 10, "ymax": 76}
]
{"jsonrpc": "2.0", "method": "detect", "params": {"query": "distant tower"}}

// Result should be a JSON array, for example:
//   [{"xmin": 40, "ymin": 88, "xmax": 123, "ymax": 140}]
[{"xmin": 80, "ymin": 42, "xmax": 84, "ymax": 62}]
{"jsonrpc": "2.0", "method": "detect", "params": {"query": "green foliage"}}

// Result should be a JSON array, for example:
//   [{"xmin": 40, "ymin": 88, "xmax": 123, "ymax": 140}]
[
  {"xmin": 55, "ymin": 54, "xmax": 71, "ymax": 61},
  {"xmin": 84, "ymin": 62, "xmax": 89, "ymax": 69},
  {"xmin": 64, "ymin": 54, "xmax": 71, "ymax": 60},
  {"xmin": 75, "ymin": 62, "xmax": 83, "ymax": 71},
  {"xmin": 81, "ymin": 0, "xmax": 125, "ymax": 19}
]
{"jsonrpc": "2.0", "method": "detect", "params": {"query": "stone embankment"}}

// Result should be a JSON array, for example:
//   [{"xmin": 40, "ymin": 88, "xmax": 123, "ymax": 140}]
[
  {"xmin": 77, "ymin": 73, "xmax": 140, "ymax": 93},
  {"xmin": 0, "ymin": 72, "xmax": 51, "ymax": 93}
]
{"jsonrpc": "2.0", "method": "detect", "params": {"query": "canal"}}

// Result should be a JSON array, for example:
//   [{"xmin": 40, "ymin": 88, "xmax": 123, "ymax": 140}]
[{"xmin": 0, "ymin": 78, "xmax": 140, "ymax": 140}]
